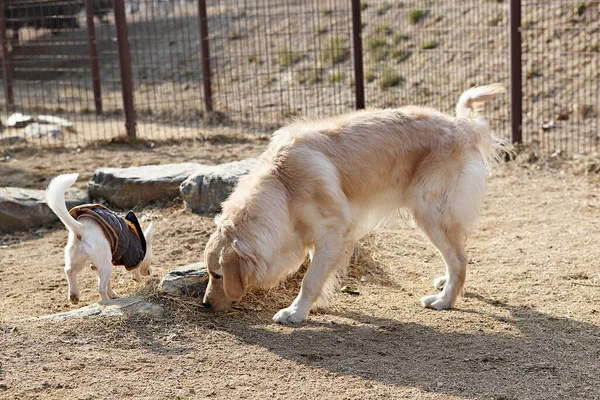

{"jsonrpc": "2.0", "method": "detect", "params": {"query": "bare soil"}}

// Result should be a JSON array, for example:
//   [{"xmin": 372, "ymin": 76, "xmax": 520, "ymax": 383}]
[{"xmin": 1, "ymin": 140, "xmax": 600, "ymax": 399}]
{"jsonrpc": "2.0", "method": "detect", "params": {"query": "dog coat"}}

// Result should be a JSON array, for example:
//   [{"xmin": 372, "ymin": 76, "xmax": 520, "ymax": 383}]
[{"xmin": 68, "ymin": 204, "xmax": 147, "ymax": 270}]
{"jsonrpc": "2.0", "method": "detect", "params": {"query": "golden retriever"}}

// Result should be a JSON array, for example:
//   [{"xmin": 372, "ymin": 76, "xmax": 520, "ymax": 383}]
[{"xmin": 202, "ymin": 84, "xmax": 506, "ymax": 324}]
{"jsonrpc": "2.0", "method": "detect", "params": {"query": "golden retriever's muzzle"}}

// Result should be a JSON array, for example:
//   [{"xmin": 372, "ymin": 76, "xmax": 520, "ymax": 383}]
[{"xmin": 202, "ymin": 278, "xmax": 233, "ymax": 312}]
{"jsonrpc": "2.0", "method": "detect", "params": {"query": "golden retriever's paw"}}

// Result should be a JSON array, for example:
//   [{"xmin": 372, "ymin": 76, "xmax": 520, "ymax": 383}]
[
  {"xmin": 420, "ymin": 293, "xmax": 453, "ymax": 310},
  {"xmin": 272, "ymin": 306, "xmax": 309, "ymax": 324},
  {"xmin": 433, "ymin": 275, "xmax": 447, "ymax": 291}
]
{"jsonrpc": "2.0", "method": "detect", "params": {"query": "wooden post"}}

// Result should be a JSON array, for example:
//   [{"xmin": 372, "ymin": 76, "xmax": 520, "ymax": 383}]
[
  {"xmin": 113, "ymin": 0, "xmax": 136, "ymax": 139},
  {"xmin": 351, "ymin": 0, "xmax": 365, "ymax": 109},
  {"xmin": 198, "ymin": 0, "xmax": 213, "ymax": 112},
  {"xmin": 0, "ymin": 0, "xmax": 14, "ymax": 107},
  {"xmin": 85, "ymin": 0, "xmax": 103, "ymax": 115},
  {"xmin": 510, "ymin": 0, "xmax": 522, "ymax": 144}
]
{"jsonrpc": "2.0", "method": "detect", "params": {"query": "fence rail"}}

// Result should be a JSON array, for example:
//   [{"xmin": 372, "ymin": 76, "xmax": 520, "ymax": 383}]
[{"xmin": 0, "ymin": 0, "xmax": 598, "ymax": 155}]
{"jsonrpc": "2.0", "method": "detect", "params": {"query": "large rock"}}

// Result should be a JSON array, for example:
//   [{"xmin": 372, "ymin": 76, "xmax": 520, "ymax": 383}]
[
  {"xmin": 158, "ymin": 262, "xmax": 208, "ymax": 298},
  {"xmin": 0, "ymin": 186, "xmax": 88, "ymax": 233},
  {"xmin": 180, "ymin": 158, "xmax": 257, "ymax": 214},
  {"xmin": 88, "ymin": 163, "xmax": 202, "ymax": 208},
  {"xmin": 32, "ymin": 297, "xmax": 164, "ymax": 321}
]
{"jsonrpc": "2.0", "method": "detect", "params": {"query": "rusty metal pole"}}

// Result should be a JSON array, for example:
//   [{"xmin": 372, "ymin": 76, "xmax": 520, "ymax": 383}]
[
  {"xmin": 85, "ymin": 0, "xmax": 102, "ymax": 115},
  {"xmin": 198, "ymin": 0, "xmax": 212, "ymax": 112},
  {"xmin": 113, "ymin": 0, "xmax": 136, "ymax": 139},
  {"xmin": 510, "ymin": 0, "xmax": 522, "ymax": 144},
  {"xmin": 0, "ymin": 0, "xmax": 14, "ymax": 107},
  {"xmin": 351, "ymin": 0, "xmax": 365, "ymax": 109}
]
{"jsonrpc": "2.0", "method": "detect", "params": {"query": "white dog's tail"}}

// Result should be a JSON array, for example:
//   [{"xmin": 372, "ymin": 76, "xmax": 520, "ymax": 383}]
[
  {"xmin": 455, "ymin": 84, "xmax": 510, "ymax": 169},
  {"xmin": 46, "ymin": 173, "xmax": 83, "ymax": 235}
]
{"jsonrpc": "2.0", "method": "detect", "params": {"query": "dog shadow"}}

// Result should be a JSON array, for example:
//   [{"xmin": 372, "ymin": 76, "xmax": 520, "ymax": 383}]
[{"xmin": 209, "ymin": 294, "xmax": 600, "ymax": 399}]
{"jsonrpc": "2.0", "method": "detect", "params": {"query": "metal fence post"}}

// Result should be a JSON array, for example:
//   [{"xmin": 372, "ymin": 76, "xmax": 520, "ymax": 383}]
[
  {"xmin": 510, "ymin": 0, "xmax": 522, "ymax": 144},
  {"xmin": 198, "ymin": 0, "xmax": 213, "ymax": 112},
  {"xmin": 113, "ymin": 0, "xmax": 136, "ymax": 139},
  {"xmin": 0, "ymin": 0, "xmax": 14, "ymax": 107},
  {"xmin": 85, "ymin": 0, "xmax": 103, "ymax": 115},
  {"xmin": 351, "ymin": 0, "xmax": 365, "ymax": 110}
]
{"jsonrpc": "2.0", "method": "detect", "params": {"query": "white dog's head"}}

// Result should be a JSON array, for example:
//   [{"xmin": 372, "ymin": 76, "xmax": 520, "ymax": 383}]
[{"xmin": 138, "ymin": 222, "xmax": 154, "ymax": 276}]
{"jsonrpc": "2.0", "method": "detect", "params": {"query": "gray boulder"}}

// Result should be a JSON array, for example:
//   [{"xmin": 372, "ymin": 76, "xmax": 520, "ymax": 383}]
[
  {"xmin": 158, "ymin": 262, "xmax": 208, "ymax": 298},
  {"xmin": 32, "ymin": 297, "xmax": 164, "ymax": 321},
  {"xmin": 88, "ymin": 163, "xmax": 202, "ymax": 208},
  {"xmin": 0, "ymin": 186, "xmax": 88, "ymax": 233},
  {"xmin": 180, "ymin": 158, "xmax": 257, "ymax": 214}
]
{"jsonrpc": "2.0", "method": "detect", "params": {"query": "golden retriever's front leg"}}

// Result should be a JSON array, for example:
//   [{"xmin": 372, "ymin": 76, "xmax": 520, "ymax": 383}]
[{"xmin": 273, "ymin": 236, "xmax": 353, "ymax": 324}]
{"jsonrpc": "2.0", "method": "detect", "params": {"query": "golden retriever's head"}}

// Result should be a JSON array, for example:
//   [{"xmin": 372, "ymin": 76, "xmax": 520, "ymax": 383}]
[{"xmin": 202, "ymin": 224, "xmax": 256, "ymax": 312}]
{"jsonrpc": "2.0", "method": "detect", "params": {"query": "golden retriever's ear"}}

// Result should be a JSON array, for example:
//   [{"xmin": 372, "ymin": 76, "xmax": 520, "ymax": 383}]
[
  {"xmin": 222, "ymin": 238, "xmax": 255, "ymax": 301},
  {"xmin": 222, "ymin": 255, "xmax": 248, "ymax": 301},
  {"xmin": 204, "ymin": 231, "xmax": 224, "ymax": 267}
]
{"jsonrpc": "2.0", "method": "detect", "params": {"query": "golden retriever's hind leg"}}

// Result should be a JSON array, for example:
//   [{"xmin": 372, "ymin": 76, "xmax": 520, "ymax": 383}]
[
  {"xmin": 416, "ymin": 217, "xmax": 468, "ymax": 310},
  {"xmin": 273, "ymin": 236, "xmax": 354, "ymax": 324}
]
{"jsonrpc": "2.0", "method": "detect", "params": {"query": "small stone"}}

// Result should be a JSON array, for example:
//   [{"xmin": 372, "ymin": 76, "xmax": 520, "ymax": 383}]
[
  {"xmin": 24, "ymin": 123, "xmax": 63, "ymax": 139},
  {"xmin": 0, "ymin": 136, "xmax": 26, "ymax": 145},
  {"xmin": 158, "ymin": 262, "xmax": 209, "ymax": 298},
  {"xmin": 37, "ymin": 115, "xmax": 75, "ymax": 132},
  {"xmin": 340, "ymin": 285, "xmax": 360, "ymax": 295},
  {"xmin": 541, "ymin": 121, "xmax": 556, "ymax": 131},
  {"xmin": 6, "ymin": 112, "xmax": 33, "ymax": 128},
  {"xmin": 336, "ymin": 336, "xmax": 345, "ymax": 343}
]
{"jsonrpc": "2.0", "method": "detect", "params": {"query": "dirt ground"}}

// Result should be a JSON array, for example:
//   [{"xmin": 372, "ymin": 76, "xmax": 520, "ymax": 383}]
[{"xmin": 1, "ymin": 139, "xmax": 600, "ymax": 400}]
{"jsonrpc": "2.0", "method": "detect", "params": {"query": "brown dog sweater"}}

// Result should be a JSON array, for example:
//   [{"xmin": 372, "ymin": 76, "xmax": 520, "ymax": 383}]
[{"xmin": 68, "ymin": 204, "xmax": 147, "ymax": 270}]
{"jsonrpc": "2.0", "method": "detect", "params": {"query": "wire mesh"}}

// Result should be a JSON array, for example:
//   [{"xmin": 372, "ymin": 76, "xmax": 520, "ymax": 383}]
[
  {"xmin": 207, "ymin": 0, "xmax": 355, "ymax": 131},
  {"xmin": 0, "ymin": 0, "xmax": 122, "ymax": 147},
  {"xmin": 361, "ymin": 0, "xmax": 510, "ymax": 143},
  {"xmin": 521, "ymin": 1, "xmax": 600, "ymax": 155},
  {"xmin": 0, "ymin": 0, "xmax": 597, "ymax": 156}
]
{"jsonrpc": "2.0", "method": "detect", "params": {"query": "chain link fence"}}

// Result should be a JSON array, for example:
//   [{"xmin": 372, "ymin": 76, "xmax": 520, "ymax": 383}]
[{"xmin": 0, "ymin": 0, "xmax": 597, "ymax": 155}]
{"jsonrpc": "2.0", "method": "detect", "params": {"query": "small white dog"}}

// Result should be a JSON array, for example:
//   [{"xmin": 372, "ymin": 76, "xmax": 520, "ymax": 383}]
[{"xmin": 46, "ymin": 173, "xmax": 153, "ymax": 304}]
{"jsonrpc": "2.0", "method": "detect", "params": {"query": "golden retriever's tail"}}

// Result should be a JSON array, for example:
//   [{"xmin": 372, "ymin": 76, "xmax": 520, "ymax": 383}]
[{"xmin": 455, "ymin": 84, "xmax": 511, "ymax": 170}]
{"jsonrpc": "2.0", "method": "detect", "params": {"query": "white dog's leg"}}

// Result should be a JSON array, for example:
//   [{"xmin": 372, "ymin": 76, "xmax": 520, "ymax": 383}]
[
  {"xmin": 418, "ymin": 221, "xmax": 467, "ymax": 310},
  {"xmin": 131, "ymin": 267, "xmax": 143, "ymax": 283},
  {"xmin": 64, "ymin": 239, "xmax": 86, "ymax": 305},
  {"xmin": 273, "ymin": 235, "xmax": 353, "ymax": 324},
  {"xmin": 65, "ymin": 257, "xmax": 86, "ymax": 305},
  {"xmin": 89, "ymin": 252, "xmax": 115, "ymax": 301}
]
